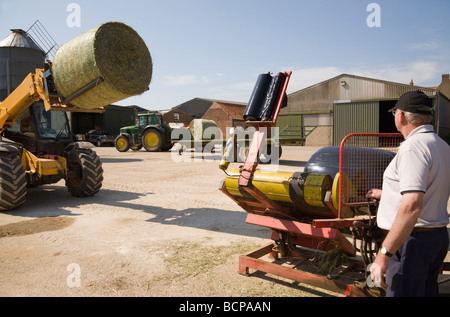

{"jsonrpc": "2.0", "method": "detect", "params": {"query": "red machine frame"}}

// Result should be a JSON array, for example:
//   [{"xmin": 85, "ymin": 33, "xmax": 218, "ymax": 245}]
[{"xmin": 220, "ymin": 71, "xmax": 406, "ymax": 297}]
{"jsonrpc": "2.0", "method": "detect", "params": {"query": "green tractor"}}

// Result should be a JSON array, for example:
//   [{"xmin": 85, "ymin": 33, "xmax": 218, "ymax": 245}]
[{"xmin": 115, "ymin": 112, "xmax": 173, "ymax": 152}]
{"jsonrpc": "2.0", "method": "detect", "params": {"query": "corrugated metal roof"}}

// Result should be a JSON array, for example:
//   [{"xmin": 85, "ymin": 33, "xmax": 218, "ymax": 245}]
[
  {"xmin": 285, "ymin": 73, "xmax": 437, "ymax": 113},
  {"xmin": 290, "ymin": 73, "xmax": 436, "ymax": 97},
  {"xmin": 173, "ymin": 98, "xmax": 247, "ymax": 118},
  {"xmin": 0, "ymin": 29, "xmax": 43, "ymax": 51}
]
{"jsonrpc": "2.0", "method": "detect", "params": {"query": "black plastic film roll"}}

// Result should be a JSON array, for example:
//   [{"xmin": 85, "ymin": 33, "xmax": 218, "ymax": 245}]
[
  {"xmin": 260, "ymin": 75, "xmax": 283, "ymax": 121},
  {"xmin": 243, "ymin": 73, "xmax": 273, "ymax": 121}
]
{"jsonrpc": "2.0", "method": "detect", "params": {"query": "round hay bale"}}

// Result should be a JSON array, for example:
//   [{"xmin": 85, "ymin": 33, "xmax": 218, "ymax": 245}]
[
  {"xmin": 51, "ymin": 22, "xmax": 152, "ymax": 109},
  {"xmin": 189, "ymin": 119, "xmax": 219, "ymax": 140}
]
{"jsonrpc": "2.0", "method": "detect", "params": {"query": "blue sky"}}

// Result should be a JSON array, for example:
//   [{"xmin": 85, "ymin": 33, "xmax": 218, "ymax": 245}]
[{"xmin": 1, "ymin": 0, "xmax": 449, "ymax": 111}]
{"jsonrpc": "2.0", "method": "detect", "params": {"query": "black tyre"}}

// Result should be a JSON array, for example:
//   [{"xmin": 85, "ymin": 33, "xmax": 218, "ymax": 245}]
[
  {"xmin": 0, "ymin": 150, "xmax": 27, "ymax": 211},
  {"xmin": 115, "ymin": 135, "xmax": 131, "ymax": 152},
  {"xmin": 142, "ymin": 129, "xmax": 162, "ymax": 152},
  {"xmin": 161, "ymin": 144, "xmax": 173, "ymax": 152},
  {"xmin": 66, "ymin": 150, "xmax": 103, "ymax": 197},
  {"xmin": 131, "ymin": 145, "xmax": 143, "ymax": 152}
]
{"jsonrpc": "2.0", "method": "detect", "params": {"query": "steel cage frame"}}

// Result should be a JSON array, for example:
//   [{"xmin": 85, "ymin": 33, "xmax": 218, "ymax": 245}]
[{"xmin": 338, "ymin": 133, "xmax": 403, "ymax": 218}]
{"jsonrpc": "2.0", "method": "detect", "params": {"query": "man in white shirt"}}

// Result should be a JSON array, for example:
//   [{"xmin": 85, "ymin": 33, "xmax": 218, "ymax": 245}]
[{"xmin": 366, "ymin": 90, "xmax": 450, "ymax": 297}]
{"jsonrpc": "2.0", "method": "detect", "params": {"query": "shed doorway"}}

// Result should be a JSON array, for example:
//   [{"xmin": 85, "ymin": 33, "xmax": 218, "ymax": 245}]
[{"xmin": 379, "ymin": 100, "xmax": 398, "ymax": 133}]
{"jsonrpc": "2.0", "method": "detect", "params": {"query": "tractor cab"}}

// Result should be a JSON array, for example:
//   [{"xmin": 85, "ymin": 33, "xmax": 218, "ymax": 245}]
[{"xmin": 138, "ymin": 112, "xmax": 162, "ymax": 127}]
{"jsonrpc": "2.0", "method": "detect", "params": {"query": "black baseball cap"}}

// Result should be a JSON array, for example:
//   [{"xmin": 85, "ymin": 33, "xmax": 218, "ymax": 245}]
[{"xmin": 389, "ymin": 90, "xmax": 433, "ymax": 115}]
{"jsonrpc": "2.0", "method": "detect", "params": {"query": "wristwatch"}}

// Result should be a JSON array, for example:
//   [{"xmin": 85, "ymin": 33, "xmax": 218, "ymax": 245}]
[{"xmin": 381, "ymin": 246, "xmax": 394, "ymax": 257}]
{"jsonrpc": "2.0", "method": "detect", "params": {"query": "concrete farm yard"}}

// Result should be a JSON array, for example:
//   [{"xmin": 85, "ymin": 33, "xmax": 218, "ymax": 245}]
[
  {"xmin": 1, "ymin": 145, "xmax": 449, "ymax": 298},
  {"xmin": 0, "ymin": 146, "xmax": 342, "ymax": 297}
]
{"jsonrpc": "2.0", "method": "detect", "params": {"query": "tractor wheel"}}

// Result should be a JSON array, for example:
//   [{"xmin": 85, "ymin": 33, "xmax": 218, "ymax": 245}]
[
  {"xmin": 0, "ymin": 150, "xmax": 27, "ymax": 211},
  {"xmin": 142, "ymin": 129, "xmax": 162, "ymax": 152},
  {"xmin": 66, "ymin": 150, "xmax": 103, "ymax": 197},
  {"xmin": 161, "ymin": 144, "xmax": 173, "ymax": 152},
  {"xmin": 115, "ymin": 135, "xmax": 131, "ymax": 152}
]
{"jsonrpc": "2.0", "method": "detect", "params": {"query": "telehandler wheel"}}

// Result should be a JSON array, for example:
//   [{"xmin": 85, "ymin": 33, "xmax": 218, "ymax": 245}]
[
  {"xmin": 66, "ymin": 150, "xmax": 103, "ymax": 197},
  {"xmin": 0, "ymin": 150, "xmax": 27, "ymax": 211},
  {"xmin": 142, "ymin": 129, "xmax": 162, "ymax": 152},
  {"xmin": 115, "ymin": 135, "xmax": 131, "ymax": 152}
]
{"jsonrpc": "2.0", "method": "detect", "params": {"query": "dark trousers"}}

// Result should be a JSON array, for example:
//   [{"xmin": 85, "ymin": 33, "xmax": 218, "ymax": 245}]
[{"xmin": 386, "ymin": 228, "xmax": 449, "ymax": 297}]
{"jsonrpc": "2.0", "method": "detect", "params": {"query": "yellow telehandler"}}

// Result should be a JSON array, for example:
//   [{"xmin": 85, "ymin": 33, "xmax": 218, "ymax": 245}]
[
  {"xmin": 0, "ymin": 64, "xmax": 105, "ymax": 211},
  {"xmin": 0, "ymin": 22, "xmax": 152, "ymax": 212}
]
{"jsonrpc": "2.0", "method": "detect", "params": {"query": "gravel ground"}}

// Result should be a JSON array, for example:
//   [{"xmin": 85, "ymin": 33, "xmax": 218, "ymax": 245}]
[{"xmin": 0, "ymin": 145, "xmax": 448, "ymax": 298}]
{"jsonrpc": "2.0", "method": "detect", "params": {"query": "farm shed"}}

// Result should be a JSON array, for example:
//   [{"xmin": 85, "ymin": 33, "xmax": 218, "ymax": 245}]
[{"xmin": 282, "ymin": 73, "xmax": 439, "ymax": 146}]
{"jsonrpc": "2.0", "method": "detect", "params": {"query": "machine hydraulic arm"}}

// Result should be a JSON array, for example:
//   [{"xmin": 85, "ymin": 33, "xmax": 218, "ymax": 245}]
[
  {"xmin": 0, "ymin": 69, "xmax": 50, "ymax": 132},
  {"xmin": 0, "ymin": 67, "xmax": 104, "ymax": 133}
]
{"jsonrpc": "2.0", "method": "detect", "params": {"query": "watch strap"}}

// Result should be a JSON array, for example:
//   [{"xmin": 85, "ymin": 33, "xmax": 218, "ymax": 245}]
[{"xmin": 381, "ymin": 246, "xmax": 393, "ymax": 257}]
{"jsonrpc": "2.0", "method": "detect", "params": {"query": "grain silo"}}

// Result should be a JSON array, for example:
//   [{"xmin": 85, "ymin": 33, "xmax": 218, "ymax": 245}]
[{"xmin": 0, "ymin": 29, "xmax": 46, "ymax": 101}]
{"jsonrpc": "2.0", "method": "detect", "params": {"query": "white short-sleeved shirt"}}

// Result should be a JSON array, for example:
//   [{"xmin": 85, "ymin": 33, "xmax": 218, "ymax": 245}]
[{"xmin": 377, "ymin": 125, "xmax": 450, "ymax": 230}]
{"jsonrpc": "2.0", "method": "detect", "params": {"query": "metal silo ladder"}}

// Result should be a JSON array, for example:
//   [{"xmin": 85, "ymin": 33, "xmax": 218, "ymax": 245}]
[{"xmin": 26, "ymin": 20, "xmax": 59, "ymax": 60}]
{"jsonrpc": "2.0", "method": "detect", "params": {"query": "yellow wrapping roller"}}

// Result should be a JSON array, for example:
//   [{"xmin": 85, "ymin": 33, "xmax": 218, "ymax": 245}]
[
  {"xmin": 225, "ymin": 169, "xmax": 293, "ymax": 203},
  {"xmin": 303, "ymin": 173, "xmax": 333, "ymax": 208},
  {"xmin": 224, "ymin": 168, "xmax": 333, "ymax": 209}
]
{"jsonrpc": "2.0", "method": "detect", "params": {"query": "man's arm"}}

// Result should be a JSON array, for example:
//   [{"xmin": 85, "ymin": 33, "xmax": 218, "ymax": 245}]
[{"xmin": 370, "ymin": 191, "xmax": 424, "ymax": 287}]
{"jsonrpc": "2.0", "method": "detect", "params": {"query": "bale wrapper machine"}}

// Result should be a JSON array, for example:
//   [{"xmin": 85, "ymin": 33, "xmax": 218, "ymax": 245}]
[{"xmin": 219, "ymin": 71, "xmax": 404, "ymax": 297}]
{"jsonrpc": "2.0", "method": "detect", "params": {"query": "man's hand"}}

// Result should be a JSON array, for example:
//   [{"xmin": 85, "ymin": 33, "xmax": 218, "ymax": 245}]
[
  {"xmin": 366, "ymin": 188, "xmax": 382, "ymax": 200},
  {"xmin": 368, "ymin": 255, "xmax": 389, "ymax": 289}
]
